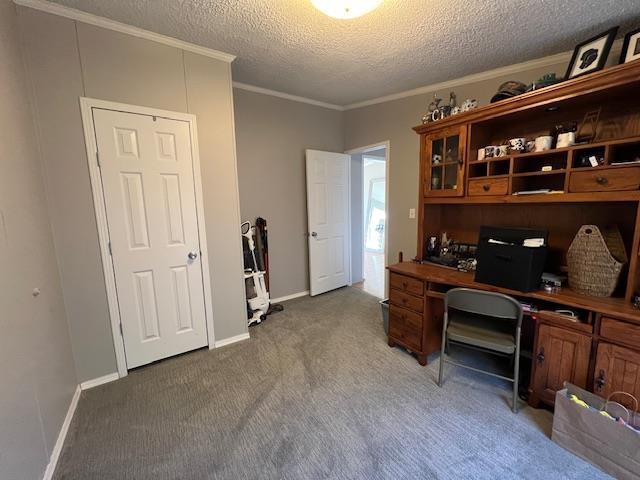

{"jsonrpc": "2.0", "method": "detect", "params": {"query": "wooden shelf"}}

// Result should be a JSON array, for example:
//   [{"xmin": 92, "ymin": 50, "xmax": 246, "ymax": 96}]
[
  {"xmin": 431, "ymin": 160, "xmax": 461, "ymax": 167},
  {"xmin": 414, "ymin": 61, "xmax": 640, "ymax": 134},
  {"xmin": 571, "ymin": 162, "xmax": 640, "ymax": 173},
  {"xmin": 467, "ymin": 136, "xmax": 640, "ymax": 166},
  {"xmin": 423, "ymin": 191, "xmax": 640, "ymax": 204},
  {"xmin": 512, "ymin": 169, "xmax": 566, "ymax": 178}
]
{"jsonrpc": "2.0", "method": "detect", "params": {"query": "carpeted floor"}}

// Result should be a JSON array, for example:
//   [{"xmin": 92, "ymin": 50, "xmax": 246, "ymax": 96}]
[{"xmin": 54, "ymin": 287, "xmax": 609, "ymax": 479}]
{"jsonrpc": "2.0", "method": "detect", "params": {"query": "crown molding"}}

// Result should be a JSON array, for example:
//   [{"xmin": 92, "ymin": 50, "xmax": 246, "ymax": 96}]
[
  {"xmin": 13, "ymin": 0, "xmax": 236, "ymax": 63},
  {"xmin": 232, "ymin": 82, "xmax": 344, "ymax": 111},
  {"xmin": 234, "ymin": 50, "xmax": 575, "ymax": 111},
  {"xmin": 343, "ymin": 51, "xmax": 574, "ymax": 110}
]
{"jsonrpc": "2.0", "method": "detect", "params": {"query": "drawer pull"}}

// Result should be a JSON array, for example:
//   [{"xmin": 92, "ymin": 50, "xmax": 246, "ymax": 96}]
[
  {"xmin": 482, "ymin": 184, "xmax": 490, "ymax": 192},
  {"xmin": 536, "ymin": 348, "xmax": 545, "ymax": 365},
  {"xmin": 402, "ymin": 281, "xmax": 408, "ymax": 288},
  {"xmin": 595, "ymin": 369, "xmax": 606, "ymax": 391},
  {"xmin": 596, "ymin": 176, "xmax": 609, "ymax": 185}
]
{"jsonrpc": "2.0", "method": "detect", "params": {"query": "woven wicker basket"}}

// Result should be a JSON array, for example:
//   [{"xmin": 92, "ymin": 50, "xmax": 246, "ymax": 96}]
[{"xmin": 566, "ymin": 225, "xmax": 628, "ymax": 297}]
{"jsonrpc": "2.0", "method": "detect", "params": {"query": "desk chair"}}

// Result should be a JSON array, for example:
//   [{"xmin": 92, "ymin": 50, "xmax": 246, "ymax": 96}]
[{"xmin": 437, "ymin": 288, "xmax": 523, "ymax": 413}]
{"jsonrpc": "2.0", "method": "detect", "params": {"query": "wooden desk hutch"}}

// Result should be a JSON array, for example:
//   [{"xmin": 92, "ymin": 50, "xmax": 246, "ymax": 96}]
[{"xmin": 387, "ymin": 61, "xmax": 640, "ymax": 410}]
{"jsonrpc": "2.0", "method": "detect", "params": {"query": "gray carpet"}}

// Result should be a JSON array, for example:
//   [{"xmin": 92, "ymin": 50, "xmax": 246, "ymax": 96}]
[{"xmin": 54, "ymin": 287, "xmax": 608, "ymax": 479}]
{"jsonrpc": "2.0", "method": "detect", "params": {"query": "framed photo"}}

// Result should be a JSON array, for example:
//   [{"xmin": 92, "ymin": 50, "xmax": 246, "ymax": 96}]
[
  {"xmin": 565, "ymin": 27, "xmax": 618, "ymax": 80},
  {"xmin": 620, "ymin": 27, "xmax": 640, "ymax": 64}
]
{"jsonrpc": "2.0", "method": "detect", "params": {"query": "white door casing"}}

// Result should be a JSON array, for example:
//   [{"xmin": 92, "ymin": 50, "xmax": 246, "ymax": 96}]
[
  {"xmin": 92, "ymin": 107, "xmax": 208, "ymax": 369},
  {"xmin": 306, "ymin": 149, "xmax": 350, "ymax": 296}
]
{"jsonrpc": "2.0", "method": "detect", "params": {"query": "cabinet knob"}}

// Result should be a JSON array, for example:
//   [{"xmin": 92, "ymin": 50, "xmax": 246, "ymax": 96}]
[
  {"xmin": 482, "ymin": 184, "xmax": 490, "ymax": 192},
  {"xmin": 596, "ymin": 176, "xmax": 609, "ymax": 185},
  {"xmin": 402, "ymin": 281, "xmax": 408, "ymax": 288},
  {"xmin": 595, "ymin": 370, "xmax": 606, "ymax": 391},
  {"xmin": 536, "ymin": 348, "xmax": 545, "ymax": 365}
]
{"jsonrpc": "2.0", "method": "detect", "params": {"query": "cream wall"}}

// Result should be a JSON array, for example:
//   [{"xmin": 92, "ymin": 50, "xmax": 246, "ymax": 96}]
[
  {"xmin": 18, "ymin": 7, "xmax": 247, "ymax": 382},
  {"xmin": 0, "ymin": 2, "xmax": 77, "ymax": 478},
  {"xmin": 233, "ymin": 88, "xmax": 344, "ymax": 298},
  {"xmin": 344, "ymin": 63, "xmax": 569, "ymax": 264}
]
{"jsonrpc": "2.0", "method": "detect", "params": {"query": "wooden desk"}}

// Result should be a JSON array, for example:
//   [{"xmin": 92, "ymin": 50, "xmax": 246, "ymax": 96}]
[{"xmin": 386, "ymin": 261, "xmax": 640, "ymax": 409}]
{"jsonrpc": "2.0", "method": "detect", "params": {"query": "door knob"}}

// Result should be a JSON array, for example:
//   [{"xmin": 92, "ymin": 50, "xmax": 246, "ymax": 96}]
[
  {"xmin": 188, "ymin": 251, "xmax": 198, "ymax": 260},
  {"xmin": 311, "ymin": 232, "xmax": 318, "ymax": 237}
]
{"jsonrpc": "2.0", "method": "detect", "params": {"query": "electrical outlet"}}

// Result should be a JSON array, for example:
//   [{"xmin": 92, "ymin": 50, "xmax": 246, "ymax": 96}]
[{"xmin": 409, "ymin": 208, "xmax": 416, "ymax": 219}]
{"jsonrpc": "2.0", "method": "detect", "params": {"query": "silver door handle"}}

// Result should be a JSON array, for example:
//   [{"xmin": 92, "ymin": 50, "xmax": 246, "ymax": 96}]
[
  {"xmin": 311, "ymin": 232, "xmax": 318, "ymax": 237},
  {"xmin": 188, "ymin": 251, "xmax": 198, "ymax": 260}
]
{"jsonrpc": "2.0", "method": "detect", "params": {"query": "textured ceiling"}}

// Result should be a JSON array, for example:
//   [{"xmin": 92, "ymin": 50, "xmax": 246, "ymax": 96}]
[{"xmin": 49, "ymin": 0, "xmax": 640, "ymax": 105}]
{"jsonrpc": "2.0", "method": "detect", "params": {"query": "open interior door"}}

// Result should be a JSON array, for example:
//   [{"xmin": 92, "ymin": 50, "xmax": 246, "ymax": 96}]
[{"xmin": 305, "ymin": 149, "xmax": 350, "ymax": 296}]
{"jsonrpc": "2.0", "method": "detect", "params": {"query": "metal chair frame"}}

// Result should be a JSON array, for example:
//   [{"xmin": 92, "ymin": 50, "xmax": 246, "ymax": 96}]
[{"xmin": 437, "ymin": 288, "xmax": 523, "ymax": 413}]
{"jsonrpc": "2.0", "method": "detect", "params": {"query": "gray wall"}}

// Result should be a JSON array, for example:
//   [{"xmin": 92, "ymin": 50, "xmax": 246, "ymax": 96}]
[
  {"xmin": 233, "ymin": 89, "xmax": 344, "ymax": 298},
  {"xmin": 344, "ymin": 63, "xmax": 569, "ymax": 264},
  {"xmin": 0, "ymin": 2, "xmax": 77, "ymax": 478},
  {"xmin": 350, "ymin": 153, "xmax": 364, "ymax": 283},
  {"xmin": 18, "ymin": 7, "xmax": 247, "ymax": 383}
]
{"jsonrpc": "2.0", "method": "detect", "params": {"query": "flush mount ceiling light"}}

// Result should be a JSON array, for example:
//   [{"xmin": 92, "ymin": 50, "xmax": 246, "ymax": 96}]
[{"xmin": 311, "ymin": 0, "xmax": 383, "ymax": 19}]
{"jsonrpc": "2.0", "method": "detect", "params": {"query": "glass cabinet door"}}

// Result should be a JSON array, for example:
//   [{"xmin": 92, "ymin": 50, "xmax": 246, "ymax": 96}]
[{"xmin": 425, "ymin": 127, "xmax": 466, "ymax": 196}]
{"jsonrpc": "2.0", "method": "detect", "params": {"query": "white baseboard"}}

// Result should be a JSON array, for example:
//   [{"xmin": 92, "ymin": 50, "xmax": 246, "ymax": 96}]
[
  {"xmin": 80, "ymin": 372, "xmax": 119, "ymax": 390},
  {"xmin": 271, "ymin": 290, "xmax": 309, "ymax": 303},
  {"xmin": 214, "ymin": 332, "xmax": 250, "ymax": 348},
  {"xmin": 42, "ymin": 385, "xmax": 81, "ymax": 480}
]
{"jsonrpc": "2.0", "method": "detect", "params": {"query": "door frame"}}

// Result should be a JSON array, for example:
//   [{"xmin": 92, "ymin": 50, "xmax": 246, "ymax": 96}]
[
  {"xmin": 80, "ymin": 97, "xmax": 215, "ymax": 378},
  {"xmin": 345, "ymin": 141, "xmax": 390, "ymax": 297}
]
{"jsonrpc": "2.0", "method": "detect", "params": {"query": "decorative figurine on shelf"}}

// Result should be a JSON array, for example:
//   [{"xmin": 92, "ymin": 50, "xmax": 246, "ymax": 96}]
[
  {"xmin": 421, "ymin": 91, "xmax": 468, "ymax": 123},
  {"xmin": 527, "ymin": 73, "xmax": 561, "ymax": 91},
  {"xmin": 432, "ymin": 153, "xmax": 442, "ymax": 165},
  {"xmin": 425, "ymin": 236, "xmax": 439, "ymax": 258},
  {"xmin": 461, "ymin": 98, "xmax": 478, "ymax": 112},
  {"xmin": 422, "ymin": 94, "xmax": 442, "ymax": 124},
  {"xmin": 449, "ymin": 91, "xmax": 457, "ymax": 109},
  {"xmin": 439, "ymin": 232, "xmax": 452, "ymax": 256}
]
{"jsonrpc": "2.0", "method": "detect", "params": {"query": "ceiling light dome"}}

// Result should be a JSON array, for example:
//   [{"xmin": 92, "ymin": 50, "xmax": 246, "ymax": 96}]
[{"xmin": 311, "ymin": 0, "xmax": 383, "ymax": 19}]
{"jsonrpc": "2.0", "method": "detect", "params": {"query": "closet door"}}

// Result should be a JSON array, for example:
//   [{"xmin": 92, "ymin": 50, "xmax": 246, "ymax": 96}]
[{"xmin": 93, "ymin": 108, "xmax": 208, "ymax": 369}]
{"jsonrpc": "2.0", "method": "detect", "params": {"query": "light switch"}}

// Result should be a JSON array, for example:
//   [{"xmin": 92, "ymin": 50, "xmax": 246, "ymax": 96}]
[{"xmin": 409, "ymin": 208, "xmax": 416, "ymax": 219}]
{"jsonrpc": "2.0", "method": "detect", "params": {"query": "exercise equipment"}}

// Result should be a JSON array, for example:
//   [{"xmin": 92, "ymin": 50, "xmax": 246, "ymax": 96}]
[{"xmin": 241, "ymin": 219, "xmax": 283, "ymax": 326}]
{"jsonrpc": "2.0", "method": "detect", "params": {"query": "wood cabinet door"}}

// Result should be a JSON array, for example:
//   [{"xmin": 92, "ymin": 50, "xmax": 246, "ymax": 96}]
[
  {"xmin": 423, "ymin": 125, "xmax": 467, "ymax": 197},
  {"xmin": 531, "ymin": 324, "xmax": 591, "ymax": 405},
  {"xmin": 594, "ymin": 342, "xmax": 640, "ymax": 410}
]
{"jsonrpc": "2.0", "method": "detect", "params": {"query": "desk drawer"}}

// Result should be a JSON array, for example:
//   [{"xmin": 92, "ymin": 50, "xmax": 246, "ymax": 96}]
[
  {"xmin": 389, "ymin": 288, "xmax": 424, "ymax": 313},
  {"xmin": 389, "ymin": 306, "xmax": 422, "ymax": 350},
  {"xmin": 389, "ymin": 305, "xmax": 423, "ymax": 331},
  {"xmin": 569, "ymin": 167, "xmax": 640, "ymax": 193},
  {"xmin": 468, "ymin": 177, "xmax": 509, "ymax": 196},
  {"xmin": 389, "ymin": 273, "xmax": 424, "ymax": 296},
  {"xmin": 600, "ymin": 317, "xmax": 640, "ymax": 347}
]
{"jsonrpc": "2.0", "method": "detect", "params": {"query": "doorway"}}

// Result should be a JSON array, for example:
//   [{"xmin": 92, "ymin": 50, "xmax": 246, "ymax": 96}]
[{"xmin": 348, "ymin": 142, "xmax": 389, "ymax": 299}]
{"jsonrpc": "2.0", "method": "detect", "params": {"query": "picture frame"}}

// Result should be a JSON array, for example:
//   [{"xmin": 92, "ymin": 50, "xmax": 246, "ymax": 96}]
[
  {"xmin": 565, "ymin": 27, "xmax": 618, "ymax": 80},
  {"xmin": 620, "ymin": 27, "xmax": 640, "ymax": 64}
]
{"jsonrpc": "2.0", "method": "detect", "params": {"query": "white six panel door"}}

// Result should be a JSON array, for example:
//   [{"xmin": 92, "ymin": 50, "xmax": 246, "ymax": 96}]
[
  {"xmin": 306, "ymin": 149, "xmax": 350, "ymax": 296},
  {"xmin": 93, "ymin": 109, "xmax": 208, "ymax": 368}
]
